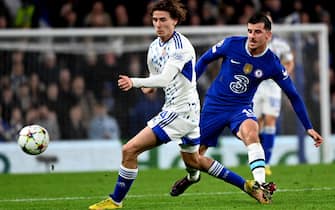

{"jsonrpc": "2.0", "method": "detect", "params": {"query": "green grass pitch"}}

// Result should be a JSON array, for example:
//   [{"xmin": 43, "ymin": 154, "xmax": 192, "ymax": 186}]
[{"xmin": 1, "ymin": 164, "xmax": 334, "ymax": 210}]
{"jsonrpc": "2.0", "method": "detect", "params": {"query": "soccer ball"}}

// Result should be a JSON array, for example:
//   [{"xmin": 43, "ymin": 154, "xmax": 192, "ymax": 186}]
[{"xmin": 18, "ymin": 124, "xmax": 50, "ymax": 155}]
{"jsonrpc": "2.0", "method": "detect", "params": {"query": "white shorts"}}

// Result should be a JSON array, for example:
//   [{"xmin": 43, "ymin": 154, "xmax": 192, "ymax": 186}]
[
  {"xmin": 253, "ymin": 80, "xmax": 282, "ymax": 118},
  {"xmin": 147, "ymin": 110, "xmax": 200, "ymax": 153}
]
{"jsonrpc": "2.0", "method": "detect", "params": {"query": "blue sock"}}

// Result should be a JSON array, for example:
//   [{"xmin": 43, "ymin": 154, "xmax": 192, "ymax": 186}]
[
  {"xmin": 208, "ymin": 160, "xmax": 245, "ymax": 190},
  {"xmin": 260, "ymin": 127, "xmax": 276, "ymax": 165},
  {"xmin": 110, "ymin": 165, "xmax": 138, "ymax": 203}
]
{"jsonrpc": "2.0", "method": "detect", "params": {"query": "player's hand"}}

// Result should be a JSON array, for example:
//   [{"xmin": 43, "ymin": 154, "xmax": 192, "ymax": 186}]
[
  {"xmin": 307, "ymin": 129, "xmax": 323, "ymax": 147},
  {"xmin": 118, "ymin": 75, "xmax": 133, "ymax": 91}
]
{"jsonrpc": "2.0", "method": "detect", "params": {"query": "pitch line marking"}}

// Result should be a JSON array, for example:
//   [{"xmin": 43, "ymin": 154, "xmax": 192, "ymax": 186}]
[{"xmin": 0, "ymin": 187, "xmax": 334, "ymax": 202}]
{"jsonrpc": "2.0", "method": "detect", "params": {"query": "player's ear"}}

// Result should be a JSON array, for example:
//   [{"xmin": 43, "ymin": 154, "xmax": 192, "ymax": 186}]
[
  {"xmin": 266, "ymin": 31, "xmax": 272, "ymax": 42},
  {"xmin": 173, "ymin": 18, "xmax": 178, "ymax": 27}
]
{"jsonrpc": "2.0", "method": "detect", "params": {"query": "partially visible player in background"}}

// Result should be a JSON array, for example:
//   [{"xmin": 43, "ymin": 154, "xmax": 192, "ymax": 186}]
[
  {"xmin": 253, "ymin": 14, "xmax": 295, "ymax": 176},
  {"xmin": 89, "ymin": 1, "xmax": 270, "ymax": 209}
]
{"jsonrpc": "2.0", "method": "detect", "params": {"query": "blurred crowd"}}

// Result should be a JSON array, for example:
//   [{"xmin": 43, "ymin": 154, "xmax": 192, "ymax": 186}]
[{"xmin": 0, "ymin": 0, "xmax": 334, "ymax": 141}]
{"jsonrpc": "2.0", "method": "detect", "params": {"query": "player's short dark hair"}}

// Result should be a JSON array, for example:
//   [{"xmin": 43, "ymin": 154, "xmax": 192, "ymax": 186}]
[
  {"xmin": 151, "ymin": 0, "xmax": 187, "ymax": 24},
  {"xmin": 248, "ymin": 13, "xmax": 272, "ymax": 31}
]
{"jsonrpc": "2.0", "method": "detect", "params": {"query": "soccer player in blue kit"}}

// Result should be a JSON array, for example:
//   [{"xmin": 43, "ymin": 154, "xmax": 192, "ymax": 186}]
[{"xmin": 170, "ymin": 13, "xmax": 323, "ymax": 199}]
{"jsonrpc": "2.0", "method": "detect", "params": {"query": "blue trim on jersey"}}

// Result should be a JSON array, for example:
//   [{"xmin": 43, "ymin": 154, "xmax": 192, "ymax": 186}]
[
  {"xmin": 158, "ymin": 31, "xmax": 179, "ymax": 47},
  {"xmin": 152, "ymin": 125, "xmax": 171, "ymax": 144},
  {"xmin": 181, "ymin": 136, "xmax": 200, "ymax": 146},
  {"xmin": 181, "ymin": 60, "xmax": 193, "ymax": 81},
  {"xmin": 249, "ymin": 159, "xmax": 265, "ymax": 171},
  {"xmin": 173, "ymin": 32, "xmax": 183, "ymax": 49}
]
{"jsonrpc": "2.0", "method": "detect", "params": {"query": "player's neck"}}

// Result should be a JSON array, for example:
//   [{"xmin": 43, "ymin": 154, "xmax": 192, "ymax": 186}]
[
  {"xmin": 248, "ymin": 45, "xmax": 267, "ymax": 56},
  {"xmin": 159, "ymin": 31, "xmax": 175, "ymax": 43}
]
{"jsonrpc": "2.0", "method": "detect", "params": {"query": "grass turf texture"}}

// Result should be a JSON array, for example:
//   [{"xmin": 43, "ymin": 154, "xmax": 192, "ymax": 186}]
[{"xmin": 1, "ymin": 164, "xmax": 334, "ymax": 210}]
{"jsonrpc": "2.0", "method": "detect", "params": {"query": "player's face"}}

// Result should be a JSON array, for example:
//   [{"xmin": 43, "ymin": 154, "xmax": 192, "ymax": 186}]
[
  {"xmin": 247, "ymin": 22, "xmax": 272, "ymax": 55},
  {"xmin": 152, "ymin": 10, "xmax": 178, "ymax": 42}
]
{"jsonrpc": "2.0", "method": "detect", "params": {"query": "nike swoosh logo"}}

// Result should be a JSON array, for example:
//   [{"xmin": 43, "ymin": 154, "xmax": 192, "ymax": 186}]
[{"xmin": 230, "ymin": 59, "xmax": 241, "ymax": 64}]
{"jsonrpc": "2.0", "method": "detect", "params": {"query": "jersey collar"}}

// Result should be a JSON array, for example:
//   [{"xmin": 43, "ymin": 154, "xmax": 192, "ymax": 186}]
[
  {"xmin": 245, "ymin": 39, "xmax": 269, "ymax": 57},
  {"xmin": 159, "ymin": 31, "xmax": 176, "ymax": 47}
]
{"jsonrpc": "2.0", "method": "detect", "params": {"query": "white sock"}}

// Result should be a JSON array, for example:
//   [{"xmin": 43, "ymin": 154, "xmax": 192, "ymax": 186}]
[{"xmin": 247, "ymin": 143, "xmax": 266, "ymax": 183}]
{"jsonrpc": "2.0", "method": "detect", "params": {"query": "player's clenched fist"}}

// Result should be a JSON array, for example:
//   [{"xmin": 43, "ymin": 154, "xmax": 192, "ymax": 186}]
[{"xmin": 118, "ymin": 75, "xmax": 133, "ymax": 91}]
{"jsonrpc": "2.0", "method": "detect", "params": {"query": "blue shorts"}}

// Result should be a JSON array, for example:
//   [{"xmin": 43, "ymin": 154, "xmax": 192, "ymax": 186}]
[{"xmin": 200, "ymin": 105, "xmax": 257, "ymax": 147}]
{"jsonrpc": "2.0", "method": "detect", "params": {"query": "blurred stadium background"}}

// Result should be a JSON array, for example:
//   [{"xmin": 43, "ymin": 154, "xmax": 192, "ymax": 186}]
[{"xmin": 0, "ymin": 0, "xmax": 334, "ymax": 173}]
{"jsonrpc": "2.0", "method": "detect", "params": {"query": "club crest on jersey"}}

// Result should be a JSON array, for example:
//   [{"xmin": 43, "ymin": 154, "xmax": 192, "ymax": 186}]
[
  {"xmin": 254, "ymin": 69, "xmax": 263, "ymax": 78},
  {"xmin": 243, "ymin": 63, "xmax": 253, "ymax": 74}
]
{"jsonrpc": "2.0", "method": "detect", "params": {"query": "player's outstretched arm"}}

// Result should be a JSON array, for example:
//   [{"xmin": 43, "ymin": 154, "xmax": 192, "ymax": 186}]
[
  {"xmin": 306, "ymin": 129, "xmax": 323, "ymax": 147},
  {"xmin": 118, "ymin": 75, "xmax": 133, "ymax": 91}
]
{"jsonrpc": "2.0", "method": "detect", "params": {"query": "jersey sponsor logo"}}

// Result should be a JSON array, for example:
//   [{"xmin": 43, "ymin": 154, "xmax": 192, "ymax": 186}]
[
  {"xmin": 230, "ymin": 59, "xmax": 241, "ymax": 64},
  {"xmin": 229, "ymin": 75, "xmax": 249, "ymax": 94},
  {"xmin": 243, "ymin": 63, "xmax": 253, "ymax": 74}
]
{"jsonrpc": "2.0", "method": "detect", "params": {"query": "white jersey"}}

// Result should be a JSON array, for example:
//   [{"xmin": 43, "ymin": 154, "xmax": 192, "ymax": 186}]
[
  {"xmin": 146, "ymin": 31, "xmax": 200, "ymax": 115},
  {"xmin": 131, "ymin": 31, "xmax": 200, "ymax": 152},
  {"xmin": 269, "ymin": 36, "xmax": 294, "ymax": 63},
  {"xmin": 253, "ymin": 36, "xmax": 294, "ymax": 117}
]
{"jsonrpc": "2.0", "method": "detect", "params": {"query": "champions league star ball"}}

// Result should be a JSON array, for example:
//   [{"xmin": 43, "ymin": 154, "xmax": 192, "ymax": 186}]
[{"xmin": 18, "ymin": 125, "xmax": 50, "ymax": 155}]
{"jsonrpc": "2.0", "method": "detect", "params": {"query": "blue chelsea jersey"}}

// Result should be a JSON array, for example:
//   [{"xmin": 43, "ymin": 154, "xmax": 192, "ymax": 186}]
[{"xmin": 199, "ymin": 36, "xmax": 288, "ymax": 111}]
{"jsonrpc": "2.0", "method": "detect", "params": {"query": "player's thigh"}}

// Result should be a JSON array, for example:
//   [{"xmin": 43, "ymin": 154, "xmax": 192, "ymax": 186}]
[
  {"xmin": 124, "ymin": 126, "xmax": 158, "ymax": 154},
  {"xmin": 229, "ymin": 106, "xmax": 258, "ymax": 144}
]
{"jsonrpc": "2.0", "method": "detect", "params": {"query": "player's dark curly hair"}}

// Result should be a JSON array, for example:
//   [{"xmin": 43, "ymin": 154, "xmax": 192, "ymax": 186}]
[
  {"xmin": 151, "ymin": 0, "xmax": 187, "ymax": 24},
  {"xmin": 248, "ymin": 13, "xmax": 272, "ymax": 31}
]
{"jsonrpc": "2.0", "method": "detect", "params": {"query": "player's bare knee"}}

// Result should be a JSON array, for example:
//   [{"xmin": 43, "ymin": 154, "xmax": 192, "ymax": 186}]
[
  {"xmin": 122, "ymin": 144, "xmax": 137, "ymax": 160},
  {"xmin": 244, "ymin": 130, "xmax": 260, "ymax": 144}
]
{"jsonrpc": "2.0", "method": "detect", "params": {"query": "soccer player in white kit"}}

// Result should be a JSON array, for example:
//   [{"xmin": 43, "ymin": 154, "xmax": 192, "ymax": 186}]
[
  {"xmin": 89, "ymin": 1, "xmax": 270, "ymax": 209},
  {"xmin": 253, "ymin": 17, "xmax": 295, "ymax": 176}
]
